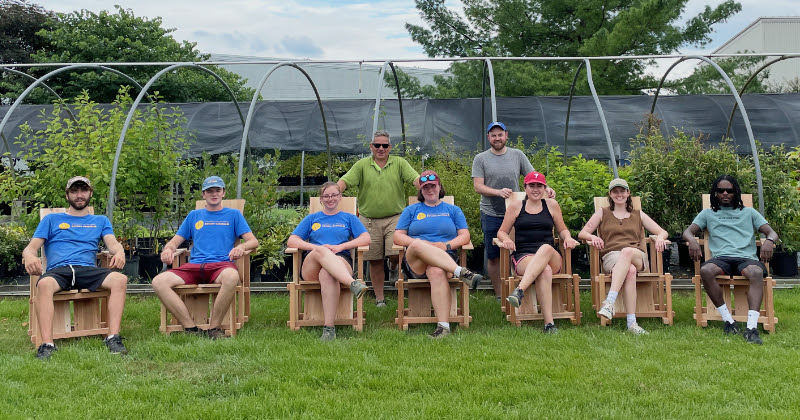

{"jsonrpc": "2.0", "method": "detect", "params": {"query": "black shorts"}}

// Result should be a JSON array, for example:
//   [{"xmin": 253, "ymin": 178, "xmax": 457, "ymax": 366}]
[
  {"xmin": 37, "ymin": 265, "xmax": 115, "ymax": 291},
  {"xmin": 300, "ymin": 250, "xmax": 353, "ymax": 280},
  {"xmin": 402, "ymin": 251, "xmax": 458, "ymax": 280},
  {"xmin": 702, "ymin": 256, "xmax": 768, "ymax": 278}
]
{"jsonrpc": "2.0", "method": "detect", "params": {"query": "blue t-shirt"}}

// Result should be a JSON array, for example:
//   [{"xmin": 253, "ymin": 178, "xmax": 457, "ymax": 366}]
[
  {"xmin": 292, "ymin": 211, "xmax": 367, "ymax": 246},
  {"xmin": 176, "ymin": 208, "xmax": 252, "ymax": 264},
  {"xmin": 33, "ymin": 213, "xmax": 114, "ymax": 271},
  {"xmin": 692, "ymin": 206, "xmax": 769, "ymax": 259},
  {"xmin": 396, "ymin": 201, "xmax": 468, "ymax": 243}
]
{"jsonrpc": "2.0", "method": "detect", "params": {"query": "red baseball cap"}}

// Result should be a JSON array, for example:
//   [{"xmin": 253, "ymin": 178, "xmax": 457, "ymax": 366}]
[
  {"xmin": 419, "ymin": 170, "xmax": 440, "ymax": 188},
  {"xmin": 523, "ymin": 171, "xmax": 547, "ymax": 186}
]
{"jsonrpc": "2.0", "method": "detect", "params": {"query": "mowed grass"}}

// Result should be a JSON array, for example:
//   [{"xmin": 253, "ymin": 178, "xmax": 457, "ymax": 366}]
[{"xmin": 2, "ymin": 289, "xmax": 800, "ymax": 419}]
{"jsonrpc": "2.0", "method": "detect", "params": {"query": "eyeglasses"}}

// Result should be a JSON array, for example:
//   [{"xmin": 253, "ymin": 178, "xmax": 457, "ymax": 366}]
[
  {"xmin": 716, "ymin": 188, "xmax": 735, "ymax": 194},
  {"xmin": 420, "ymin": 175, "xmax": 437, "ymax": 182},
  {"xmin": 321, "ymin": 193, "xmax": 341, "ymax": 200},
  {"xmin": 371, "ymin": 143, "xmax": 390, "ymax": 149}
]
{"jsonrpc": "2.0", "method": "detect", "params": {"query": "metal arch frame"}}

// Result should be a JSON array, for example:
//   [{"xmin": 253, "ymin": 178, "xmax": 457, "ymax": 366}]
[
  {"xmin": 562, "ymin": 59, "xmax": 617, "ymax": 176},
  {"xmin": 371, "ymin": 61, "xmax": 410, "ymax": 155},
  {"xmin": 237, "ymin": 62, "xmax": 331, "ymax": 201},
  {"xmin": 480, "ymin": 59, "xmax": 498, "ymax": 150},
  {"xmin": 387, "ymin": 62, "xmax": 408, "ymax": 155},
  {"xmin": 726, "ymin": 54, "xmax": 800, "ymax": 138},
  {"xmin": 650, "ymin": 56, "xmax": 765, "ymax": 215},
  {"xmin": 108, "ymin": 63, "xmax": 247, "ymax": 219}
]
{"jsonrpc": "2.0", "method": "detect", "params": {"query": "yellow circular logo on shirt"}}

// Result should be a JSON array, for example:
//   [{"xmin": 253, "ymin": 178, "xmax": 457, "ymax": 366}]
[
  {"xmin": 312, "ymin": 223, "xmax": 321, "ymax": 231},
  {"xmin": 416, "ymin": 213, "xmax": 426, "ymax": 220},
  {"xmin": 58, "ymin": 223, "xmax": 70, "ymax": 229},
  {"xmin": 195, "ymin": 220, "xmax": 204, "ymax": 230}
]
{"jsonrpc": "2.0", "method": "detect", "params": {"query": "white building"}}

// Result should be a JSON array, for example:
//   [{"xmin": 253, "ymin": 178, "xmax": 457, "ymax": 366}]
[
  {"xmin": 209, "ymin": 53, "xmax": 447, "ymax": 100},
  {"xmin": 713, "ymin": 17, "xmax": 800, "ymax": 87}
]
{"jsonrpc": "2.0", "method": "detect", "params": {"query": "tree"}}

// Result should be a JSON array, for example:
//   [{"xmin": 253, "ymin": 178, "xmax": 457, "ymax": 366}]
[
  {"xmin": 0, "ymin": 0, "xmax": 54, "ymax": 103},
  {"xmin": 6, "ymin": 5, "xmax": 254, "ymax": 104},
  {"xmin": 669, "ymin": 55, "xmax": 770, "ymax": 94},
  {"xmin": 400, "ymin": 0, "xmax": 742, "ymax": 97}
]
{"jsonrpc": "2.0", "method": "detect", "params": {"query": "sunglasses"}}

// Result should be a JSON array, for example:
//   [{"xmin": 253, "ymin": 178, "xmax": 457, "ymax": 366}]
[
  {"xmin": 371, "ymin": 143, "xmax": 390, "ymax": 149},
  {"xmin": 420, "ymin": 175, "xmax": 437, "ymax": 182},
  {"xmin": 716, "ymin": 188, "xmax": 735, "ymax": 194}
]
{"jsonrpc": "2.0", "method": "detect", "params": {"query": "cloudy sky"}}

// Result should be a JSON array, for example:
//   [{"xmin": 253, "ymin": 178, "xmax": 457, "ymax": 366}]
[{"xmin": 36, "ymin": 0, "xmax": 800, "ymax": 77}]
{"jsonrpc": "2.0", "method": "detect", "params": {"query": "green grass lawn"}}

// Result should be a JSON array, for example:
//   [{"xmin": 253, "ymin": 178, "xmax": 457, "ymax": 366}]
[{"xmin": 2, "ymin": 289, "xmax": 800, "ymax": 419}]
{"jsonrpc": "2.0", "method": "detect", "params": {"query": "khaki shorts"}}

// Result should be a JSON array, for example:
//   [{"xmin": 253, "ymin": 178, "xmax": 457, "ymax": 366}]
[
  {"xmin": 359, "ymin": 213, "xmax": 401, "ymax": 261},
  {"xmin": 601, "ymin": 249, "xmax": 648, "ymax": 274}
]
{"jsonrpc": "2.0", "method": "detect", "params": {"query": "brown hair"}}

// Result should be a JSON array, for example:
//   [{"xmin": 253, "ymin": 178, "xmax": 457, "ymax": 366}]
[
  {"xmin": 319, "ymin": 181, "xmax": 340, "ymax": 196},
  {"xmin": 417, "ymin": 184, "xmax": 446, "ymax": 202},
  {"xmin": 607, "ymin": 194, "xmax": 633, "ymax": 212}
]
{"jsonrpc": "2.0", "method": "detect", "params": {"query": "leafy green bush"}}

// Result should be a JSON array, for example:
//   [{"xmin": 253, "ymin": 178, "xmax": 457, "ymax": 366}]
[
  {"xmin": 251, "ymin": 207, "xmax": 306, "ymax": 270},
  {"xmin": 756, "ymin": 145, "xmax": 800, "ymax": 252},
  {"xmin": 0, "ymin": 224, "xmax": 28, "ymax": 270}
]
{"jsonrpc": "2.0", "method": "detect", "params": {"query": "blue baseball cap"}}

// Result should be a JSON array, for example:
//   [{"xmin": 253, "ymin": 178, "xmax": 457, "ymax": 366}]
[
  {"xmin": 202, "ymin": 176, "xmax": 225, "ymax": 191},
  {"xmin": 487, "ymin": 121, "xmax": 507, "ymax": 133}
]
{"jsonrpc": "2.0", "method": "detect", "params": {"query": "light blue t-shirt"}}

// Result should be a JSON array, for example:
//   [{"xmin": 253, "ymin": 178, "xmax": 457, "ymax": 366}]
[
  {"xmin": 176, "ymin": 208, "xmax": 252, "ymax": 264},
  {"xmin": 692, "ymin": 206, "xmax": 769, "ymax": 259},
  {"xmin": 396, "ymin": 201, "xmax": 468, "ymax": 243},
  {"xmin": 292, "ymin": 211, "xmax": 367, "ymax": 246},
  {"xmin": 33, "ymin": 213, "xmax": 114, "ymax": 271}
]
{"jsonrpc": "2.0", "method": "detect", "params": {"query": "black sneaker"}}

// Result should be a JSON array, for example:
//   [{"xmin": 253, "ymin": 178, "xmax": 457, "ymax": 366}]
[
  {"xmin": 743, "ymin": 328, "xmax": 763, "ymax": 345},
  {"xmin": 458, "ymin": 267, "xmax": 483, "ymax": 291},
  {"xmin": 543, "ymin": 323, "xmax": 559, "ymax": 334},
  {"xmin": 204, "ymin": 327, "xmax": 227, "ymax": 340},
  {"xmin": 429, "ymin": 325, "xmax": 451, "ymax": 339},
  {"xmin": 723, "ymin": 321, "xmax": 741, "ymax": 335},
  {"xmin": 320, "ymin": 326, "xmax": 336, "ymax": 341},
  {"xmin": 182, "ymin": 326, "xmax": 204, "ymax": 336},
  {"xmin": 104, "ymin": 335, "xmax": 128, "ymax": 355},
  {"xmin": 36, "ymin": 343, "xmax": 57, "ymax": 360},
  {"xmin": 506, "ymin": 288, "xmax": 524, "ymax": 308}
]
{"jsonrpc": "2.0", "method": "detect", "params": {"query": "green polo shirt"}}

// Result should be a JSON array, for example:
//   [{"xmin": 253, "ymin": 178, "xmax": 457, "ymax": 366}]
[{"xmin": 340, "ymin": 155, "xmax": 419, "ymax": 218}]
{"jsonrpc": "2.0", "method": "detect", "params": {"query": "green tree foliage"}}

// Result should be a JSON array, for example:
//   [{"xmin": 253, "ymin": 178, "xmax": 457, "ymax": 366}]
[
  {"xmin": 0, "ymin": 0, "xmax": 54, "ymax": 103},
  {"xmin": 6, "ymin": 5, "xmax": 254, "ymax": 104},
  {"xmin": 669, "ymin": 55, "xmax": 770, "ymax": 94},
  {"xmin": 400, "ymin": 0, "xmax": 742, "ymax": 97}
]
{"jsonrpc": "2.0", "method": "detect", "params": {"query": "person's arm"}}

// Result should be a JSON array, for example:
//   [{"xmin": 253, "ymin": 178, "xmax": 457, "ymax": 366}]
[
  {"xmin": 445, "ymin": 228, "xmax": 471, "ymax": 250},
  {"xmin": 577, "ymin": 210, "xmax": 604, "ymax": 250},
  {"xmin": 758, "ymin": 223, "xmax": 778, "ymax": 262},
  {"xmin": 229, "ymin": 232, "xmax": 259, "ymax": 261},
  {"xmin": 22, "ymin": 238, "xmax": 46, "ymax": 275},
  {"xmin": 495, "ymin": 200, "xmax": 521, "ymax": 251},
  {"xmin": 682, "ymin": 223, "xmax": 703, "ymax": 260},
  {"xmin": 393, "ymin": 229, "xmax": 414, "ymax": 248},
  {"xmin": 641, "ymin": 211, "xmax": 669, "ymax": 252},
  {"xmin": 160, "ymin": 235, "xmax": 187, "ymax": 264},
  {"xmin": 473, "ymin": 177, "xmax": 511, "ymax": 199},
  {"xmin": 548, "ymin": 199, "xmax": 578, "ymax": 249},
  {"xmin": 287, "ymin": 234, "xmax": 317, "ymax": 252},
  {"xmin": 336, "ymin": 179, "xmax": 347, "ymax": 194},
  {"xmin": 102, "ymin": 234, "xmax": 127, "ymax": 269}
]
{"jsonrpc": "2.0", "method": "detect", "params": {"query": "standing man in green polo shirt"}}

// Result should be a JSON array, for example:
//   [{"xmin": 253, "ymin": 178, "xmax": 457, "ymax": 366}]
[{"xmin": 338, "ymin": 130, "xmax": 419, "ymax": 307}]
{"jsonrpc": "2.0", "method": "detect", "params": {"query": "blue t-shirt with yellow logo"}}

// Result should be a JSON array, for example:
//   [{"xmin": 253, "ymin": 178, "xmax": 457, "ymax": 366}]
[
  {"xmin": 292, "ymin": 211, "xmax": 367, "ymax": 246},
  {"xmin": 396, "ymin": 201, "xmax": 468, "ymax": 243},
  {"xmin": 33, "ymin": 213, "xmax": 114, "ymax": 271},
  {"xmin": 176, "ymin": 208, "xmax": 252, "ymax": 264}
]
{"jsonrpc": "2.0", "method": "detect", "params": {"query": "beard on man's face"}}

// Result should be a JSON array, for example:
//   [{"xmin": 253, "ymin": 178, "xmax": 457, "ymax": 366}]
[{"xmin": 67, "ymin": 195, "xmax": 90, "ymax": 210}]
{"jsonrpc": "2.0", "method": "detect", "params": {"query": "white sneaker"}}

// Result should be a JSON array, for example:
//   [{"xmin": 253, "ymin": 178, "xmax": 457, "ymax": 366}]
[
  {"xmin": 597, "ymin": 300, "xmax": 615, "ymax": 320},
  {"xmin": 628, "ymin": 323, "xmax": 648, "ymax": 335}
]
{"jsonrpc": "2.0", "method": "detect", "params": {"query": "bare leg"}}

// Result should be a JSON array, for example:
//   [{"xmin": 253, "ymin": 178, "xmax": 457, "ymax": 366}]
[
  {"xmin": 700, "ymin": 263, "xmax": 726, "ymax": 308},
  {"xmin": 35, "ymin": 277, "xmax": 62, "ymax": 343},
  {"xmin": 533, "ymin": 265, "xmax": 554, "ymax": 324},
  {"xmin": 98, "ymin": 272, "xmax": 128, "ymax": 335},
  {"xmin": 608, "ymin": 248, "xmax": 644, "ymax": 295},
  {"xmin": 427, "ymin": 267, "xmax": 451, "ymax": 324},
  {"xmin": 301, "ymin": 248, "xmax": 355, "ymax": 326},
  {"xmin": 319, "ymin": 270, "xmax": 341, "ymax": 326},
  {"xmin": 209, "ymin": 268, "xmax": 240, "ymax": 329},
  {"xmin": 742, "ymin": 265, "xmax": 764, "ymax": 311},
  {"xmin": 488, "ymin": 257, "xmax": 501, "ymax": 297},
  {"xmin": 152, "ymin": 271, "xmax": 195, "ymax": 328},
  {"xmin": 404, "ymin": 239, "xmax": 459, "ymax": 275},
  {"xmin": 621, "ymin": 265, "xmax": 637, "ymax": 314},
  {"xmin": 369, "ymin": 260, "xmax": 385, "ymax": 301},
  {"xmin": 516, "ymin": 245, "xmax": 561, "ymax": 292}
]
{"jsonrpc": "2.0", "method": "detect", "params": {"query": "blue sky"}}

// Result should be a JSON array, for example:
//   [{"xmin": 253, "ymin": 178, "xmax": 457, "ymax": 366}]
[{"xmin": 36, "ymin": 0, "xmax": 800, "ymax": 76}]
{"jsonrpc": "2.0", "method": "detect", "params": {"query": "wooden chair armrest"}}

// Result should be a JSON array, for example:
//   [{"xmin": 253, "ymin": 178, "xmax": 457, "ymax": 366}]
[
  {"xmin": 493, "ymin": 237, "xmax": 504, "ymax": 247},
  {"xmin": 285, "ymin": 247, "xmax": 300, "ymax": 255},
  {"xmin": 647, "ymin": 235, "xmax": 671, "ymax": 245},
  {"xmin": 461, "ymin": 241, "xmax": 474, "ymax": 251},
  {"xmin": 391, "ymin": 244, "xmax": 403, "ymax": 251},
  {"xmin": 357, "ymin": 245, "xmax": 370, "ymax": 252},
  {"xmin": 174, "ymin": 248, "xmax": 189, "ymax": 256}
]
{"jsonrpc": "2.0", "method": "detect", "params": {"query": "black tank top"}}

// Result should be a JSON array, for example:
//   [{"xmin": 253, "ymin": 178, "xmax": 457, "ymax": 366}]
[{"xmin": 512, "ymin": 197, "xmax": 554, "ymax": 257}]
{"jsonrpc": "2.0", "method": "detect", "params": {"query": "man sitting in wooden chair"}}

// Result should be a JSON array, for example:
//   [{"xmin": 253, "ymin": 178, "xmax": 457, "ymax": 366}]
[
  {"xmin": 152, "ymin": 176, "xmax": 258, "ymax": 339},
  {"xmin": 683, "ymin": 175, "xmax": 778, "ymax": 345},
  {"xmin": 22, "ymin": 176, "xmax": 129, "ymax": 360}
]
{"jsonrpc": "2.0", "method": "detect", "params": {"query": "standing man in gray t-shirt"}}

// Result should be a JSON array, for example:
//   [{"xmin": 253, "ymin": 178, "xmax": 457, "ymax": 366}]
[{"xmin": 472, "ymin": 121, "xmax": 552, "ymax": 300}]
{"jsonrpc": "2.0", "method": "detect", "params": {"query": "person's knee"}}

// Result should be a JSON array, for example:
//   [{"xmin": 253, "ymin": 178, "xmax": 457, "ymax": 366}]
[
  {"xmin": 627, "ymin": 265, "xmax": 638, "ymax": 278},
  {"xmin": 36, "ymin": 277, "xmax": 60, "ymax": 296},
  {"xmin": 407, "ymin": 239, "xmax": 426, "ymax": 254},
  {"xmin": 700, "ymin": 264, "xmax": 720, "ymax": 281},
  {"xmin": 108, "ymin": 272, "xmax": 128, "ymax": 291},
  {"xmin": 620, "ymin": 247, "xmax": 638, "ymax": 259},
  {"xmin": 742, "ymin": 265, "xmax": 764, "ymax": 282},
  {"xmin": 217, "ymin": 269, "xmax": 240, "ymax": 287},
  {"xmin": 151, "ymin": 273, "xmax": 174, "ymax": 292},
  {"xmin": 427, "ymin": 266, "xmax": 446, "ymax": 280}
]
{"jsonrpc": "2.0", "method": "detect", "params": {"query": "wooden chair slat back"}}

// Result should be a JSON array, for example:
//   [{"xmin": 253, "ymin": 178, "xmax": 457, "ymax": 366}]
[
  {"xmin": 408, "ymin": 195, "xmax": 454, "ymax": 206},
  {"xmin": 310, "ymin": 196, "xmax": 357, "ymax": 215},
  {"xmin": 195, "ymin": 199, "xmax": 245, "ymax": 213}
]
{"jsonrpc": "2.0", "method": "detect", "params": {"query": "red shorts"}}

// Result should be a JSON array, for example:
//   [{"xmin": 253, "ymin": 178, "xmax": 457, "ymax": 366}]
[{"xmin": 167, "ymin": 262, "xmax": 238, "ymax": 285}]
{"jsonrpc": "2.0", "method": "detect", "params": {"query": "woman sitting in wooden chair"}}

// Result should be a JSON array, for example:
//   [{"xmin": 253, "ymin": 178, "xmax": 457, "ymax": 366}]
[
  {"xmin": 393, "ymin": 170, "xmax": 484, "ymax": 338},
  {"xmin": 287, "ymin": 182, "xmax": 371, "ymax": 341},
  {"xmin": 498, "ymin": 171, "xmax": 578, "ymax": 334},
  {"xmin": 578, "ymin": 178, "xmax": 668, "ymax": 335}
]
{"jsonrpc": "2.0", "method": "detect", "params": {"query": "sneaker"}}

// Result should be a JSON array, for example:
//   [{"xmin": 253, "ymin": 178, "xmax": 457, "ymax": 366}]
[
  {"xmin": 458, "ymin": 267, "xmax": 484, "ymax": 291},
  {"xmin": 103, "ymin": 335, "xmax": 128, "ymax": 355},
  {"xmin": 36, "ymin": 343, "xmax": 57, "ymax": 360},
  {"xmin": 543, "ymin": 323, "xmax": 558, "ymax": 334},
  {"xmin": 597, "ymin": 300, "xmax": 615, "ymax": 320},
  {"xmin": 349, "ymin": 280, "xmax": 368, "ymax": 300},
  {"xmin": 723, "ymin": 321, "xmax": 741, "ymax": 335},
  {"xmin": 743, "ymin": 328, "xmax": 763, "ymax": 345},
  {"xmin": 204, "ymin": 327, "xmax": 227, "ymax": 340},
  {"xmin": 376, "ymin": 300, "xmax": 387, "ymax": 308},
  {"xmin": 506, "ymin": 288, "xmax": 524, "ymax": 308},
  {"xmin": 182, "ymin": 326, "xmax": 204, "ymax": 336},
  {"xmin": 628, "ymin": 323, "xmax": 648, "ymax": 335},
  {"xmin": 430, "ymin": 325, "xmax": 451, "ymax": 339},
  {"xmin": 320, "ymin": 326, "xmax": 336, "ymax": 341}
]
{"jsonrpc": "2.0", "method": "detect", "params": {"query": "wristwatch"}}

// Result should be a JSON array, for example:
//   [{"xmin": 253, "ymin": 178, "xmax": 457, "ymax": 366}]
[
  {"xmin": 446, "ymin": 243, "xmax": 452, "ymax": 251},
  {"xmin": 765, "ymin": 237, "xmax": 775, "ymax": 243}
]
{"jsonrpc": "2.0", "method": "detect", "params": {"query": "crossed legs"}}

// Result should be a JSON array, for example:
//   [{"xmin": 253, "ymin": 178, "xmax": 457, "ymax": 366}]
[
  {"xmin": 607, "ymin": 247, "xmax": 645, "ymax": 313},
  {"xmin": 514, "ymin": 244, "xmax": 562, "ymax": 325},
  {"xmin": 405, "ymin": 239, "xmax": 460, "ymax": 324},
  {"xmin": 302, "ymin": 247, "xmax": 356, "ymax": 326}
]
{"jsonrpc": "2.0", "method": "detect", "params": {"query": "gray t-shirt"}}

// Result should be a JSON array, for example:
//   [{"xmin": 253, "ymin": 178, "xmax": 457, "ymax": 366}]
[{"xmin": 471, "ymin": 148, "xmax": 534, "ymax": 217}]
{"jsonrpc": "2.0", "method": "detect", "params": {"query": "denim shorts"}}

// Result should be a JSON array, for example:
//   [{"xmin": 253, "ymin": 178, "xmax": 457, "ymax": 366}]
[{"xmin": 481, "ymin": 212, "xmax": 504, "ymax": 260}]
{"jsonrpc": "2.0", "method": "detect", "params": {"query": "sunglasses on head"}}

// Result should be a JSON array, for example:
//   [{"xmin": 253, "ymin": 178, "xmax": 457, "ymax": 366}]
[
  {"xmin": 371, "ymin": 143, "xmax": 390, "ymax": 149},
  {"xmin": 716, "ymin": 188, "xmax": 735, "ymax": 194},
  {"xmin": 420, "ymin": 175, "xmax": 437, "ymax": 182}
]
